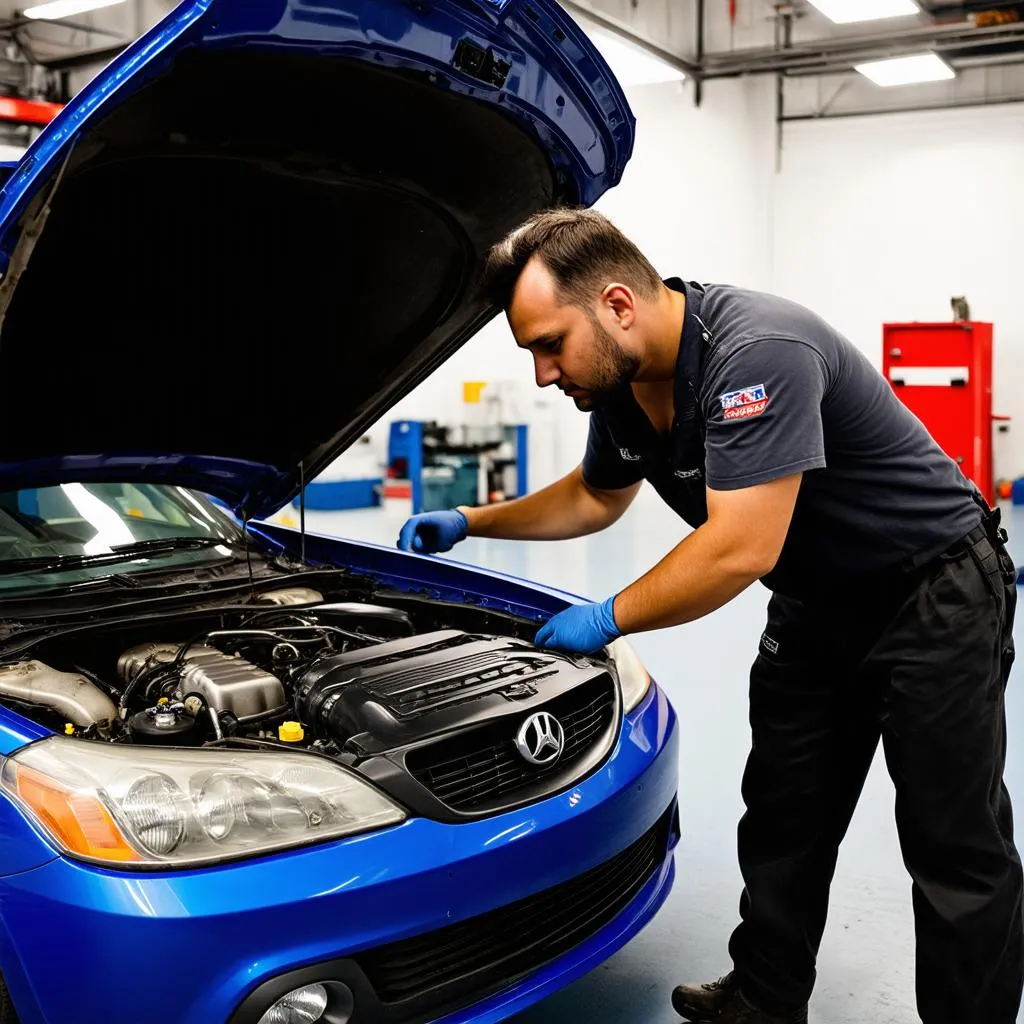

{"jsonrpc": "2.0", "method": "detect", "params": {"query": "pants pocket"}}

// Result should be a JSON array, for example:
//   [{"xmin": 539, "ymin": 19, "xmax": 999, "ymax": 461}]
[{"xmin": 1000, "ymin": 640, "xmax": 1016, "ymax": 697}]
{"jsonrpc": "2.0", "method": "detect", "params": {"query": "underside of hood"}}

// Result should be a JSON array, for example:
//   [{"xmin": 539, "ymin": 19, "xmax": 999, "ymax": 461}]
[{"xmin": 0, "ymin": 0, "xmax": 633, "ymax": 518}]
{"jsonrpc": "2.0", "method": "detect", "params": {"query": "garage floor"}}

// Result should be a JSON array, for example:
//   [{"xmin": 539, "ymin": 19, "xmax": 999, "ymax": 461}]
[{"xmin": 299, "ymin": 491, "xmax": 1024, "ymax": 1024}]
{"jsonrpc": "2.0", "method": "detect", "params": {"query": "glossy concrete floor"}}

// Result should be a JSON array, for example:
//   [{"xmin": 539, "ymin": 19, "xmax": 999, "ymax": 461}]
[{"xmin": 298, "ymin": 491, "xmax": 1024, "ymax": 1024}]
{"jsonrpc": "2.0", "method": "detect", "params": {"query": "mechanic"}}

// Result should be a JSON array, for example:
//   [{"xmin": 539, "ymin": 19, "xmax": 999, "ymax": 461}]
[{"xmin": 395, "ymin": 209, "xmax": 1022, "ymax": 1024}]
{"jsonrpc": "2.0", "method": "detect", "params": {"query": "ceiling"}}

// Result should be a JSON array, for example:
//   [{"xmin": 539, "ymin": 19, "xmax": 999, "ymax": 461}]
[
  {"xmin": 0, "ymin": 0, "xmax": 1015, "ymax": 145},
  {"xmin": 564, "ymin": 0, "xmax": 1024, "ymax": 118}
]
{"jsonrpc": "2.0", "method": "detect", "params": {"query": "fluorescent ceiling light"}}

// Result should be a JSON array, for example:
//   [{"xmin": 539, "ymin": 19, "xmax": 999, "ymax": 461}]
[
  {"xmin": 23, "ymin": 0, "xmax": 126, "ymax": 20},
  {"xmin": 576, "ymin": 15, "xmax": 685, "ymax": 88},
  {"xmin": 855, "ymin": 52, "xmax": 955, "ymax": 87},
  {"xmin": 807, "ymin": 0, "xmax": 920, "ymax": 24}
]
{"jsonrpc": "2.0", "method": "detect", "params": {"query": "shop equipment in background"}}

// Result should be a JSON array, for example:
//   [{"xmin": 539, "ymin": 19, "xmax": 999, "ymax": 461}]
[
  {"xmin": 883, "ymin": 320, "xmax": 1006, "ymax": 506},
  {"xmin": 385, "ymin": 381, "xmax": 528, "ymax": 513},
  {"xmin": 387, "ymin": 420, "xmax": 528, "ymax": 514}
]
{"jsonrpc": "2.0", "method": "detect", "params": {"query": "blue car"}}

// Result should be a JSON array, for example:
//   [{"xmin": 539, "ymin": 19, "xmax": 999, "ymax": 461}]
[{"xmin": 0, "ymin": 2, "xmax": 679, "ymax": 1023}]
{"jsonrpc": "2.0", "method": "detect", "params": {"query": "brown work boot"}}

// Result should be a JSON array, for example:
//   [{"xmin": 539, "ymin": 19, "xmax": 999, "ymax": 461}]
[
  {"xmin": 672, "ymin": 973, "xmax": 739, "ymax": 1020},
  {"xmin": 671, "ymin": 973, "xmax": 808, "ymax": 1023}
]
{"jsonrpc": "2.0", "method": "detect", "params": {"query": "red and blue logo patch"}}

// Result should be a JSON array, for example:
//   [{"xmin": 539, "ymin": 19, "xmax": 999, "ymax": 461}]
[{"xmin": 719, "ymin": 384, "xmax": 769, "ymax": 421}]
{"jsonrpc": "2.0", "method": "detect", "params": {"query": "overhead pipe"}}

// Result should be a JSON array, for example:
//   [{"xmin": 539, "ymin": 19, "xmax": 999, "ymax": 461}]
[
  {"xmin": 765, "ymin": 30, "xmax": 1024, "ymax": 76},
  {"xmin": 781, "ymin": 91, "xmax": 1024, "ymax": 119},
  {"xmin": 952, "ymin": 48, "xmax": 1024, "ymax": 65},
  {"xmin": 701, "ymin": 21, "xmax": 1024, "ymax": 77},
  {"xmin": 700, "ymin": 16, "xmax": 1019, "ymax": 66},
  {"xmin": 694, "ymin": 0, "xmax": 705, "ymax": 106},
  {"xmin": 703, "ymin": 13, "xmax": 993, "ymax": 63},
  {"xmin": 775, "ymin": 7, "xmax": 793, "ymax": 172},
  {"xmin": 779, "ymin": 45, "xmax": 1024, "ymax": 75}
]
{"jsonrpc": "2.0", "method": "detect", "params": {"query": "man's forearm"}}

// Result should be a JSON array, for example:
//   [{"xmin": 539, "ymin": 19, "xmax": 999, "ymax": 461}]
[
  {"xmin": 612, "ymin": 476, "xmax": 800, "ymax": 633},
  {"xmin": 459, "ymin": 468, "xmax": 637, "ymax": 542},
  {"xmin": 612, "ymin": 521, "xmax": 768, "ymax": 633},
  {"xmin": 531, "ymin": 476, "xmax": 800, "ymax": 654}
]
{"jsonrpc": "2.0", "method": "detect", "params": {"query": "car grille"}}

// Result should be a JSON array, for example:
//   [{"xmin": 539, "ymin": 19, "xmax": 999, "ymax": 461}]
[
  {"xmin": 405, "ymin": 678, "xmax": 617, "ymax": 812},
  {"xmin": 355, "ymin": 809, "xmax": 671, "ymax": 1009}
]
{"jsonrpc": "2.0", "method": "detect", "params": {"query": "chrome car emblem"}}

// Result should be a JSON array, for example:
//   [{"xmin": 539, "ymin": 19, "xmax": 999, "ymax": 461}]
[{"xmin": 515, "ymin": 711, "xmax": 565, "ymax": 766}]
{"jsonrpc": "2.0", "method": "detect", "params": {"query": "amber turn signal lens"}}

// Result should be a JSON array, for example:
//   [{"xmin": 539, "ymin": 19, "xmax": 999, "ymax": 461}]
[{"xmin": 15, "ymin": 765, "xmax": 140, "ymax": 863}]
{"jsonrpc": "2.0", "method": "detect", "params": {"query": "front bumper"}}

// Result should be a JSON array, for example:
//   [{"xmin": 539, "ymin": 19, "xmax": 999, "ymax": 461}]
[{"xmin": 0, "ymin": 683, "xmax": 678, "ymax": 1024}]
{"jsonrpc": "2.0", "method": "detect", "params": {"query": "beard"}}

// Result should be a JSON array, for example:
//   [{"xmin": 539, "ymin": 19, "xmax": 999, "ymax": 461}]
[{"xmin": 570, "ymin": 320, "xmax": 640, "ymax": 410}]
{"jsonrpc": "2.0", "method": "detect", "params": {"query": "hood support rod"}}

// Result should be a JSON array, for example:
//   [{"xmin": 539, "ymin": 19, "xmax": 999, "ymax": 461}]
[
  {"xmin": 242, "ymin": 513, "xmax": 255, "ymax": 601},
  {"xmin": 299, "ymin": 462, "xmax": 306, "ymax": 565}
]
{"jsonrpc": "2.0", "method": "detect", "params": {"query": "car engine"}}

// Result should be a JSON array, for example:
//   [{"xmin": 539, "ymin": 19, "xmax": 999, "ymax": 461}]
[{"xmin": 0, "ymin": 585, "xmax": 624, "ymax": 818}]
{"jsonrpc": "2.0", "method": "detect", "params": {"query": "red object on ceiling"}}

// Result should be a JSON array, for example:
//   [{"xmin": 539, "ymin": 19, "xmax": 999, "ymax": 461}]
[
  {"xmin": 882, "ymin": 321, "xmax": 997, "ymax": 506},
  {"xmin": 0, "ymin": 97, "xmax": 63, "ymax": 126}
]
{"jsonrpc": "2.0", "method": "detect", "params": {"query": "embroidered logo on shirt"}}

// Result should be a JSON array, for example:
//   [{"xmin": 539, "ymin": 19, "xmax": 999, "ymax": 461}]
[
  {"xmin": 674, "ymin": 468, "xmax": 703, "ymax": 480},
  {"xmin": 761, "ymin": 633, "xmax": 780, "ymax": 655},
  {"xmin": 619, "ymin": 448, "xmax": 642, "ymax": 462},
  {"xmin": 720, "ymin": 384, "xmax": 769, "ymax": 421}
]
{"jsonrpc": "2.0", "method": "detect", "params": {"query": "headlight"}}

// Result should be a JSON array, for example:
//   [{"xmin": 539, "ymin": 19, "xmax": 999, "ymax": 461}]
[
  {"xmin": 1, "ymin": 738, "xmax": 406, "ymax": 869},
  {"xmin": 605, "ymin": 637, "xmax": 652, "ymax": 714}
]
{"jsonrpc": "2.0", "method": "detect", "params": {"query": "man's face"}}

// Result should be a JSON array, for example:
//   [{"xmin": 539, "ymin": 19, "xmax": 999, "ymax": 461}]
[{"xmin": 507, "ymin": 257, "xmax": 640, "ymax": 411}]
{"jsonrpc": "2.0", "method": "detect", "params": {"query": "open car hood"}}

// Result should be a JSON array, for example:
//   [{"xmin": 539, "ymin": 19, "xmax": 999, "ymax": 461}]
[{"xmin": 0, "ymin": 0, "xmax": 633, "ymax": 519}]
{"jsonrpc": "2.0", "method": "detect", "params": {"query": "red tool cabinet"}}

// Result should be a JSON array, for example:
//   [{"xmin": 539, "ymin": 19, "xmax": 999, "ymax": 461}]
[{"xmin": 882, "ymin": 321, "xmax": 995, "ymax": 506}]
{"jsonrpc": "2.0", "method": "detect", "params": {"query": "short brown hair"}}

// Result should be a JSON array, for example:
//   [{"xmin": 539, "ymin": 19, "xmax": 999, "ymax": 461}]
[{"xmin": 482, "ymin": 208, "xmax": 663, "ymax": 313}]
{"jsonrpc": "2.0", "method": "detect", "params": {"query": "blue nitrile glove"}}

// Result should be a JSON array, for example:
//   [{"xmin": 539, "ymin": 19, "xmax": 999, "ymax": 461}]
[
  {"xmin": 534, "ymin": 596, "xmax": 621, "ymax": 654},
  {"xmin": 397, "ymin": 509, "xmax": 469, "ymax": 554}
]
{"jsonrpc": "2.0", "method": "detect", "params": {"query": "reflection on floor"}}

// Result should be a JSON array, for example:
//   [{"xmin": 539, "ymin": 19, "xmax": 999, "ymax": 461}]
[{"xmin": 294, "ymin": 492, "xmax": 1024, "ymax": 1024}]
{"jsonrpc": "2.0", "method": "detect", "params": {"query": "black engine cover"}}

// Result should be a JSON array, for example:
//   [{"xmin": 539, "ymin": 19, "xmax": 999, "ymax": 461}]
[{"xmin": 294, "ymin": 629, "xmax": 608, "ymax": 752}]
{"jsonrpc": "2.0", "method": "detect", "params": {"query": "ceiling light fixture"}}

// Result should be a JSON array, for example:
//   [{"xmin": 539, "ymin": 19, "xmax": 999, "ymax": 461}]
[
  {"xmin": 807, "ymin": 0, "xmax": 921, "ymax": 24},
  {"xmin": 855, "ymin": 52, "xmax": 956, "ymax": 86},
  {"xmin": 23, "ymin": 0, "xmax": 127, "ymax": 21}
]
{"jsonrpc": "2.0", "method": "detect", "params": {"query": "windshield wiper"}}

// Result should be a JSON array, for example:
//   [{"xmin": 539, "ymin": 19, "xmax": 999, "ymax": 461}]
[
  {"xmin": 0, "ymin": 537, "xmax": 231, "ymax": 577},
  {"xmin": 109, "ymin": 537, "xmax": 229, "ymax": 557}
]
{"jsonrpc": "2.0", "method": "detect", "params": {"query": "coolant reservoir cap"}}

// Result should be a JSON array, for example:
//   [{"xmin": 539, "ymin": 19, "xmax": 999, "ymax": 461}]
[{"xmin": 278, "ymin": 721, "xmax": 305, "ymax": 743}]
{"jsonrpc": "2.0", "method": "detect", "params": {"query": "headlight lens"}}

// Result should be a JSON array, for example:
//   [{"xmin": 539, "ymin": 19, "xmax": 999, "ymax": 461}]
[
  {"xmin": 1, "ymin": 738, "xmax": 406, "ymax": 868},
  {"xmin": 605, "ymin": 637, "xmax": 652, "ymax": 714},
  {"xmin": 121, "ymin": 773, "xmax": 188, "ymax": 856}
]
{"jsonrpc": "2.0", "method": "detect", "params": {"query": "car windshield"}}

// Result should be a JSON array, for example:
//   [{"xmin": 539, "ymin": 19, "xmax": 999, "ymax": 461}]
[{"xmin": 0, "ymin": 483, "xmax": 244, "ymax": 593}]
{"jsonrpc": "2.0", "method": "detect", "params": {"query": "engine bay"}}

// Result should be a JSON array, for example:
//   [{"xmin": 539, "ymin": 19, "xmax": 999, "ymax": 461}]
[{"xmin": 0, "ymin": 582, "xmax": 616, "ymax": 763}]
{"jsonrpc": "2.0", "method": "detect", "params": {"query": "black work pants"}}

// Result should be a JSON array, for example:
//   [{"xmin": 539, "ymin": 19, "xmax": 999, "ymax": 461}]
[{"xmin": 728, "ymin": 527, "xmax": 1022, "ymax": 1023}]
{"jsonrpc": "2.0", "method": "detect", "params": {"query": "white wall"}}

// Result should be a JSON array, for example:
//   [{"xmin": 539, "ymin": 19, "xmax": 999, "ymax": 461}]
[
  {"xmin": 338, "ymin": 79, "xmax": 1024, "ymax": 493},
  {"xmin": 771, "ymin": 103, "xmax": 1024, "ymax": 482},
  {"xmin": 371, "ymin": 74, "xmax": 776, "ymax": 490}
]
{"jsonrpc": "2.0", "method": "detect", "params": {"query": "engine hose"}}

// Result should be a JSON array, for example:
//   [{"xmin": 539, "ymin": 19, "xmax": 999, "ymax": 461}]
[{"xmin": 208, "ymin": 705, "xmax": 223, "ymax": 741}]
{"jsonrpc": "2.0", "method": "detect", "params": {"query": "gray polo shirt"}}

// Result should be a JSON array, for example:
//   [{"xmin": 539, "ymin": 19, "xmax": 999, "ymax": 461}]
[{"xmin": 582, "ymin": 280, "xmax": 983, "ymax": 599}]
